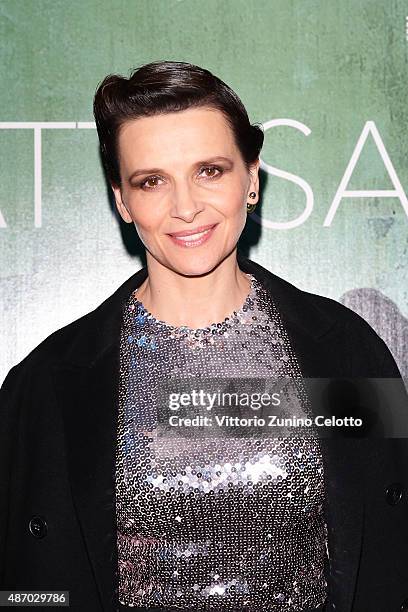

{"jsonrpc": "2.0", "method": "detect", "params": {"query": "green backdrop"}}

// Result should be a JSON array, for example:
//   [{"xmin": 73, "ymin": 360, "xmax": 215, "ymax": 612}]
[{"xmin": 1, "ymin": 0, "xmax": 407, "ymax": 383}]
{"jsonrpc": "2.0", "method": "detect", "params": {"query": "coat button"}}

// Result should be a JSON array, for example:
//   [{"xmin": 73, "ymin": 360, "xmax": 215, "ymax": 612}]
[
  {"xmin": 400, "ymin": 599, "xmax": 408, "ymax": 611},
  {"xmin": 385, "ymin": 482, "xmax": 403, "ymax": 505},
  {"xmin": 28, "ymin": 515, "xmax": 48, "ymax": 538}
]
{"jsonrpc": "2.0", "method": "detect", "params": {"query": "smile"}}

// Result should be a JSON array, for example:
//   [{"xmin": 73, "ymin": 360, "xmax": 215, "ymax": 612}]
[{"xmin": 167, "ymin": 224, "xmax": 217, "ymax": 248}]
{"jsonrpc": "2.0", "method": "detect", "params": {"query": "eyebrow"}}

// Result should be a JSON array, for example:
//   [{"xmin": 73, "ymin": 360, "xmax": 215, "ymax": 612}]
[{"xmin": 128, "ymin": 156, "xmax": 234, "ymax": 182}]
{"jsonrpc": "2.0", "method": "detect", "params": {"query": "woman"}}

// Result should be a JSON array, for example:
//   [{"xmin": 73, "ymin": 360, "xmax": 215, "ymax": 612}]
[{"xmin": 1, "ymin": 60, "xmax": 408, "ymax": 612}]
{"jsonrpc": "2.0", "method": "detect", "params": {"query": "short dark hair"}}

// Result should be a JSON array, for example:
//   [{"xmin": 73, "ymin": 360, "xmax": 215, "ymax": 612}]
[{"xmin": 93, "ymin": 60, "xmax": 264, "ymax": 187}]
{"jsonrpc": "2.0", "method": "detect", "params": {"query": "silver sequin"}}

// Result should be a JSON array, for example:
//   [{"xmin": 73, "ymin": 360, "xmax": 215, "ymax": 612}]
[{"xmin": 116, "ymin": 273, "xmax": 328, "ymax": 611}]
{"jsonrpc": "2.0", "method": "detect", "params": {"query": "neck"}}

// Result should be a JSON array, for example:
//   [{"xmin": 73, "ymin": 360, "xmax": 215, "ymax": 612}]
[{"xmin": 135, "ymin": 249, "xmax": 251, "ymax": 329}]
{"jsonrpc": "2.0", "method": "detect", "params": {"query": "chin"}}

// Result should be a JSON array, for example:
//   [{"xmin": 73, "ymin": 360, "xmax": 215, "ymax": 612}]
[
  {"xmin": 168, "ymin": 254, "xmax": 226, "ymax": 278},
  {"xmin": 174, "ymin": 263, "xmax": 218, "ymax": 278}
]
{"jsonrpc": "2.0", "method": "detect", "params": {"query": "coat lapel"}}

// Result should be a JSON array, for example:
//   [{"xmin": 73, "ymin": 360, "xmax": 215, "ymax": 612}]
[
  {"xmin": 52, "ymin": 255, "xmax": 363, "ymax": 612},
  {"xmin": 237, "ymin": 254, "xmax": 365, "ymax": 612}
]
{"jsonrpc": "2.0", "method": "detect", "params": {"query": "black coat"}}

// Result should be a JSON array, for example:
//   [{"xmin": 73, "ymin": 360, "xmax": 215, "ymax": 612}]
[{"xmin": 1, "ymin": 253, "xmax": 408, "ymax": 612}]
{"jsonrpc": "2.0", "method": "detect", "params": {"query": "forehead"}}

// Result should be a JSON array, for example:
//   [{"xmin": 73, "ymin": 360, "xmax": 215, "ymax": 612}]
[{"xmin": 117, "ymin": 107, "xmax": 237, "ymax": 165}]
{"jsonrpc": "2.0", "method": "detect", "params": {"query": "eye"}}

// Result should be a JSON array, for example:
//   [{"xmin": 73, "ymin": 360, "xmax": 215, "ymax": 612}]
[
  {"xmin": 199, "ymin": 165, "xmax": 223, "ymax": 179},
  {"xmin": 137, "ymin": 165, "xmax": 223, "ymax": 191},
  {"xmin": 139, "ymin": 175, "xmax": 163, "ymax": 190}
]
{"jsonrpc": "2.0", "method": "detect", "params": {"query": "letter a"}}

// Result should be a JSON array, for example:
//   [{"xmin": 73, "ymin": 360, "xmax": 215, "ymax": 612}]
[{"xmin": 324, "ymin": 120, "xmax": 408, "ymax": 226}]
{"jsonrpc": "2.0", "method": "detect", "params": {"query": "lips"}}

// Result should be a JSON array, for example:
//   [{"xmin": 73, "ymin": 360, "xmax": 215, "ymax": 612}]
[
  {"xmin": 174, "ymin": 228, "xmax": 212, "ymax": 242},
  {"xmin": 167, "ymin": 223, "xmax": 217, "ymax": 238},
  {"xmin": 167, "ymin": 223, "xmax": 217, "ymax": 248}
]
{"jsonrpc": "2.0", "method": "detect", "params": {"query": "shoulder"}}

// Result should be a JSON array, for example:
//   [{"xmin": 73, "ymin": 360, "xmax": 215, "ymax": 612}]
[
  {"xmin": 303, "ymin": 288, "xmax": 399, "ymax": 375},
  {"xmin": 243, "ymin": 253, "xmax": 379, "ymax": 333},
  {"xmin": 1, "ymin": 267, "xmax": 149, "ymax": 393},
  {"xmin": 1, "ymin": 310, "xmax": 95, "ymax": 393},
  {"xmin": 290, "ymin": 279, "xmax": 401, "ymax": 377},
  {"xmin": 240, "ymin": 255, "xmax": 401, "ymax": 378},
  {"xmin": 1, "ymin": 282, "xmax": 130, "ymax": 392}
]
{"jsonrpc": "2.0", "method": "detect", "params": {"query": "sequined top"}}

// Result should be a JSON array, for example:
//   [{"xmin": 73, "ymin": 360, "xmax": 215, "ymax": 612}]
[{"xmin": 116, "ymin": 273, "xmax": 329, "ymax": 611}]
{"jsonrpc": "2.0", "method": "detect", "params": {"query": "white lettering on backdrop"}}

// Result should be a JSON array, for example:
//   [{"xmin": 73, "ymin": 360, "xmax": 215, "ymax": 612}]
[{"xmin": 0, "ymin": 120, "xmax": 406, "ymax": 229}]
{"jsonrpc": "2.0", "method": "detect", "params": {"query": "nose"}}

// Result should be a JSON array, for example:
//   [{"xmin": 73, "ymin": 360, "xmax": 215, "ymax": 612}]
[{"xmin": 169, "ymin": 180, "xmax": 204, "ymax": 222}]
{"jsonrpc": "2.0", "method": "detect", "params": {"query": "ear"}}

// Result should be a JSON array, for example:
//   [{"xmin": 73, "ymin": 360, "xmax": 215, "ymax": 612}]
[
  {"xmin": 248, "ymin": 158, "xmax": 260, "ymax": 202},
  {"xmin": 111, "ymin": 181, "xmax": 133, "ymax": 224}
]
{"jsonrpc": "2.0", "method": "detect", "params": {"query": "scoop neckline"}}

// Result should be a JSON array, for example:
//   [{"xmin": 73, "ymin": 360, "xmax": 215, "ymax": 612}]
[{"xmin": 130, "ymin": 273, "xmax": 257, "ymax": 333}]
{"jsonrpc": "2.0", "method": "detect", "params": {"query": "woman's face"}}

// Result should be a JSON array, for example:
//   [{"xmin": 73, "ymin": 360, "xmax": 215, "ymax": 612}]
[{"xmin": 112, "ymin": 106, "xmax": 259, "ymax": 276}]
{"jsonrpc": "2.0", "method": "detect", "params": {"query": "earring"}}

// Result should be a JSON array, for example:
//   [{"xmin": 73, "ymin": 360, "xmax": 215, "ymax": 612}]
[{"xmin": 246, "ymin": 192, "xmax": 257, "ymax": 213}]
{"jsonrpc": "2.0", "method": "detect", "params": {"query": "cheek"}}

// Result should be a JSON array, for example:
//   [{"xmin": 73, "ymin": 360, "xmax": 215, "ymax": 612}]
[
  {"xmin": 223, "ymin": 177, "xmax": 247, "ymax": 210},
  {"xmin": 222, "ymin": 191, "xmax": 246, "ymax": 221},
  {"xmin": 128, "ymin": 203, "xmax": 159, "ymax": 233},
  {"xmin": 134, "ymin": 222, "xmax": 158, "ymax": 245},
  {"xmin": 130, "ymin": 214, "xmax": 156, "ymax": 245}
]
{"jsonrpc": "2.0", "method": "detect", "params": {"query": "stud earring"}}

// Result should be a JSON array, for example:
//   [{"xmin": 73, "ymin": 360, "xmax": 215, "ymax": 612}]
[{"xmin": 246, "ymin": 192, "xmax": 257, "ymax": 213}]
